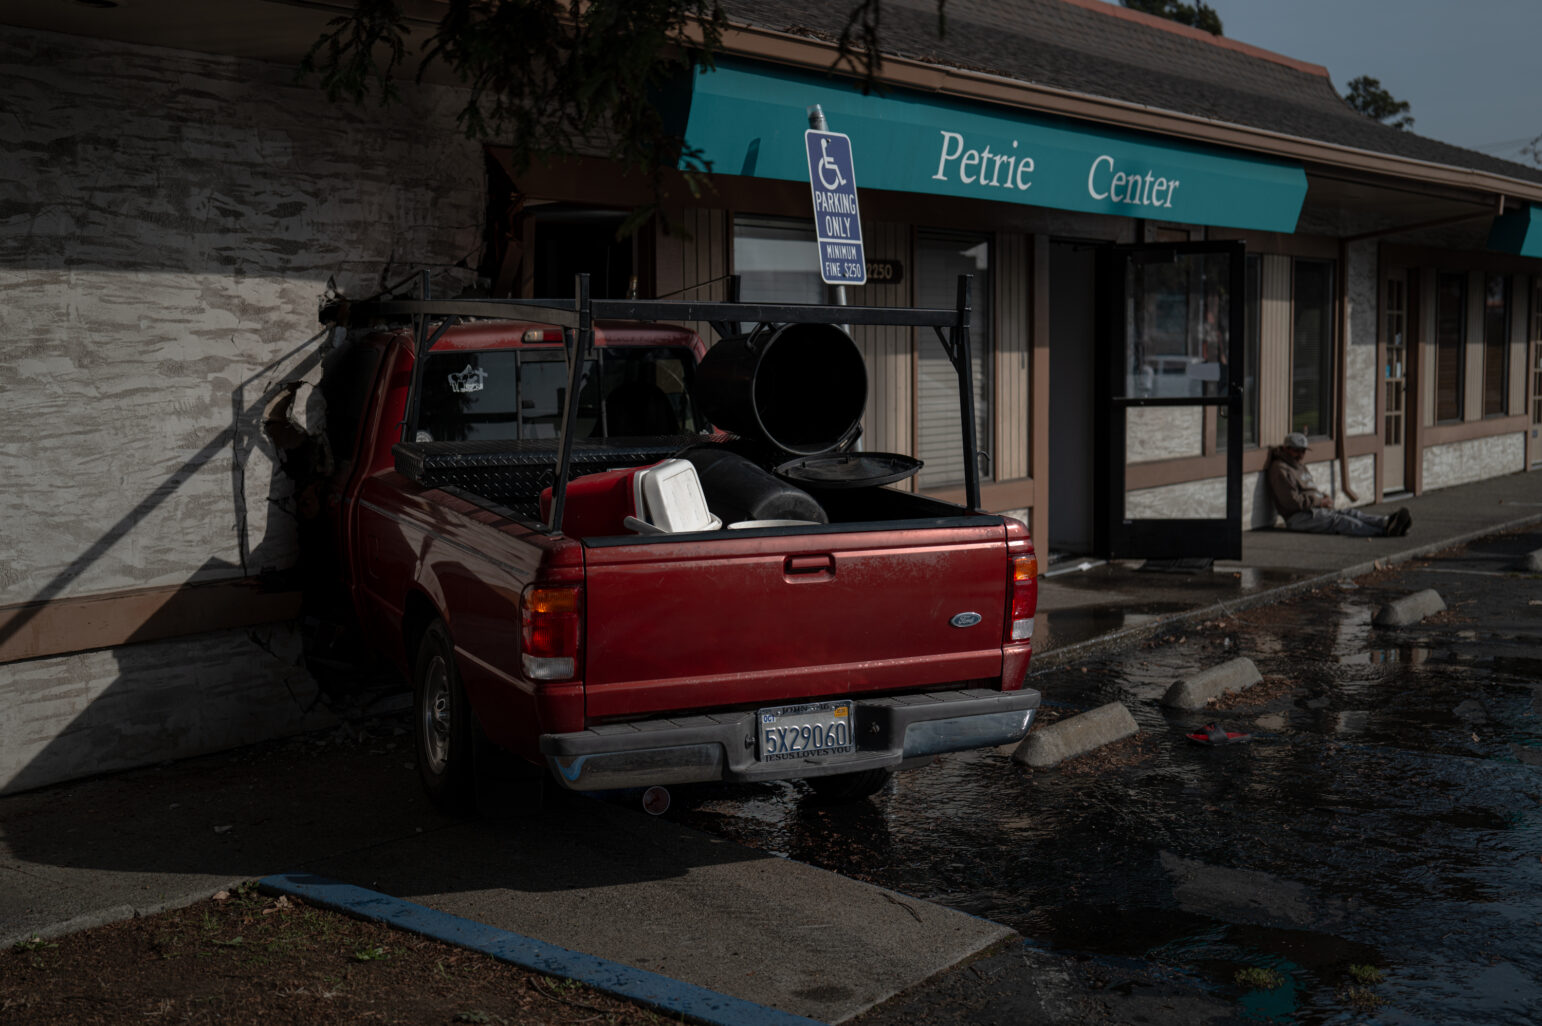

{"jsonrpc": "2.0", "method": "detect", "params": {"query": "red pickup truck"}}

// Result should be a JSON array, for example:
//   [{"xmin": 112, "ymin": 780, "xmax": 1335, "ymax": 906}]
[{"xmin": 320, "ymin": 278, "xmax": 1039, "ymax": 811}]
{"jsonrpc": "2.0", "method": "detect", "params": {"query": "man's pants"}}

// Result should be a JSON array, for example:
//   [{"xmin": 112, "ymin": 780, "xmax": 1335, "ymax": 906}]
[{"xmin": 1285, "ymin": 507, "xmax": 1388, "ymax": 537}]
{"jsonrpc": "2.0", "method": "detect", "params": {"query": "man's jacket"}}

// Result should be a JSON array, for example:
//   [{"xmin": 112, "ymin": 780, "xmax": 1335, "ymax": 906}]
[{"xmin": 1266, "ymin": 447, "xmax": 1322, "ymax": 517}]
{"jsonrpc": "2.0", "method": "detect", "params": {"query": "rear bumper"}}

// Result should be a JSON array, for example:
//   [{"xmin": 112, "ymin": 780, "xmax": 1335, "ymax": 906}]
[{"xmin": 539, "ymin": 687, "xmax": 1040, "ymax": 791}]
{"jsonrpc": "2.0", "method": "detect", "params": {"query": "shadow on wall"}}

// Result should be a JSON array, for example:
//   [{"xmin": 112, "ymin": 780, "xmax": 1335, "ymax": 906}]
[{"xmin": 1, "ymin": 322, "xmax": 404, "ymax": 795}]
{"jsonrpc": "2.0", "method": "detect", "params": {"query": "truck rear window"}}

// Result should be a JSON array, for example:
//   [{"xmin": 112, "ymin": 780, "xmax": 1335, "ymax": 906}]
[{"xmin": 418, "ymin": 346, "xmax": 703, "ymax": 442}]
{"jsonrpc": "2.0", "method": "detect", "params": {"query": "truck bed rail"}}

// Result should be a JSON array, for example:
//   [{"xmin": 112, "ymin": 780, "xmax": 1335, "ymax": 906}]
[{"xmin": 340, "ymin": 272, "xmax": 981, "ymax": 531}]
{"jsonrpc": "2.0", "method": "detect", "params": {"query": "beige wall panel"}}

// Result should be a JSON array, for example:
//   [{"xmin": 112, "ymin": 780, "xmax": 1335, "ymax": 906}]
[
  {"xmin": 1423, "ymin": 434, "xmax": 1526, "ymax": 490},
  {"xmin": 1258, "ymin": 255, "xmax": 1293, "ymax": 445},
  {"xmin": 0, "ymin": 624, "xmax": 333, "ymax": 795},
  {"xmin": 995, "ymin": 233, "xmax": 1031, "ymax": 480},
  {"xmin": 1510, "ymin": 272, "xmax": 1527, "ymax": 417},
  {"xmin": 1419, "ymin": 268, "xmax": 1438, "ymax": 426},
  {"xmin": 1346, "ymin": 241, "xmax": 1378, "ymax": 436},
  {"xmin": 0, "ymin": 29, "xmax": 483, "ymax": 608},
  {"xmin": 1126, "ymin": 407, "xmax": 1205, "ymax": 463},
  {"xmin": 655, "ymin": 208, "xmax": 726, "ymax": 342},
  {"xmin": 1465, "ymin": 270, "xmax": 1485, "ymax": 421},
  {"xmin": 846, "ymin": 222, "xmax": 911, "ymax": 456}
]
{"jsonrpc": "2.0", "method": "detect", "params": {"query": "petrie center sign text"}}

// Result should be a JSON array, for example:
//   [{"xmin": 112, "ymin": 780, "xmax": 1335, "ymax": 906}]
[{"xmin": 932, "ymin": 130, "xmax": 1181, "ymax": 209}]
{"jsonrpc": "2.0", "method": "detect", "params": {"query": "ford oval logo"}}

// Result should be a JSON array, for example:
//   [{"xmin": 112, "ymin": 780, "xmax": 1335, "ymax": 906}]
[{"xmin": 950, "ymin": 611, "xmax": 983, "ymax": 629}]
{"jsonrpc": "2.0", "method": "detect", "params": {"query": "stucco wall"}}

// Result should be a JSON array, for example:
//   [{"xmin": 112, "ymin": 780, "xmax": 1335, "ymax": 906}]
[
  {"xmin": 1126, "ymin": 454, "xmax": 1376, "ymax": 526},
  {"xmin": 0, "ymin": 28, "xmax": 482, "ymax": 604},
  {"xmin": 1125, "ymin": 406, "xmax": 1205, "ymax": 463},
  {"xmin": 1346, "ymin": 240, "xmax": 1378, "ymax": 437},
  {"xmin": 1423, "ymin": 434, "xmax": 1526, "ymax": 491},
  {"xmin": 0, "ymin": 29, "xmax": 483, "ymax": 792}
]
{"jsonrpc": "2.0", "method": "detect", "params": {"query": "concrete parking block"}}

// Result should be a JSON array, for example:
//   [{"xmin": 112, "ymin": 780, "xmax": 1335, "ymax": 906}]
[
  {"xmin": 1161, "ymin": 657, "xmax": 1262, "ymax": 711},
  {"xmin": 1373, "ymin": 588, "xmax": 1446, "ymax": 627},
  {"xmin": 1013, "ymin": 701, "xmax": 1138, "ymax": 768},
  {"xmin": 1519, "ymin": 549, "xmax": 1542, "ymax": 572}
]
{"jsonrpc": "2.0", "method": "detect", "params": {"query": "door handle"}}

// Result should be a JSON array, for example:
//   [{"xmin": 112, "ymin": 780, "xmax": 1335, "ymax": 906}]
[{"xmin": 784, "ymin": 554, "xmax": 835, "ymax": 577}]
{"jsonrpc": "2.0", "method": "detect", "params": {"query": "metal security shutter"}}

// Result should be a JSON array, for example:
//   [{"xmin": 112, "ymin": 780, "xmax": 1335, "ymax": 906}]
[{"xmin": 917, "ymin": 231, "xmax": 992, "ymax": 488}]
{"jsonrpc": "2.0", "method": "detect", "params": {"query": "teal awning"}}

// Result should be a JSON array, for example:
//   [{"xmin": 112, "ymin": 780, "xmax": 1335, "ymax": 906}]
[
  {"xmin": 1489, "ymin": 205, "xmax": 1542, "ymax": 258},
  {"xmin": 677, "ymin": 60, "xmax": 1307, "ymax": 233}
]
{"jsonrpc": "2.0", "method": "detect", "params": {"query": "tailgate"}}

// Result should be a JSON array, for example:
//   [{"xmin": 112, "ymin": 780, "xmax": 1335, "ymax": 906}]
[{"xmin": 580, "ymin": 520, "xmax": 1009, "ymax": 720}]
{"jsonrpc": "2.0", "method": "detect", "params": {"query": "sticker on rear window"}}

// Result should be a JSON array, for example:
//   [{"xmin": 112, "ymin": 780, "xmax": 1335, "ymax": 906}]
[{"xmin": 447, "ymin": 364, "xmax": 487, "ymax": 393}]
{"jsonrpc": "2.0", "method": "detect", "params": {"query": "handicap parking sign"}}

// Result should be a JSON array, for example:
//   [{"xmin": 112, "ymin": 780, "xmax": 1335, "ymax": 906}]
[{"xmin": 804, "ymin": 130, "xmax": 867, "ymax": 286}]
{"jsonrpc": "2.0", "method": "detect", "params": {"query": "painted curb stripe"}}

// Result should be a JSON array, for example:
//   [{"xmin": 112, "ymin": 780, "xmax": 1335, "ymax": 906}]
[{"xmin": 258, "ymin": 873, "xmax": 824, "ymax": 1026}]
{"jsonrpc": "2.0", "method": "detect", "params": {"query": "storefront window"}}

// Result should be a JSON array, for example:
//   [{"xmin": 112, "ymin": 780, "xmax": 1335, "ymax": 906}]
[
  {"xmin": 732, "ymin": 216, "xmax": 823, "ymax": 304},
  {"xmin": 1435, "ymin": 272, "xmax": 1466, "ymax": 423},
  {"xmin": 1291, "ymin": 259, "xmax": 1335, "ymax": 437},
  {"xmin": 1483, "ymin": 273, "xmax": 1510, "ymax": 417},
  {"xmin": 1218, "ymin": 254, "xmax": 1261, "ymax": 450},
  {"xmin": 917, "ymin": 230, "xmax": 993, "ymax": 488}
]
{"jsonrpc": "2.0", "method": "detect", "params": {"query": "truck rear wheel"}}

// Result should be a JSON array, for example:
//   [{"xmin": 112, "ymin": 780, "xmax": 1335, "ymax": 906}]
[
  {"xmin": 414, "ymin": 619, "xmax": 475, "ymax": 814},
  {"xmin": 805, "ymin": 768, "xmax": 892, "ymax": 803}
]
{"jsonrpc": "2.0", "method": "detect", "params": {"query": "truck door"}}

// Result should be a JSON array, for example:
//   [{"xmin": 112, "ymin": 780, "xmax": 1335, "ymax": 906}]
[{"xmin": 1095, "ymin": 240, "xmax": 1245, "ymax": 560}]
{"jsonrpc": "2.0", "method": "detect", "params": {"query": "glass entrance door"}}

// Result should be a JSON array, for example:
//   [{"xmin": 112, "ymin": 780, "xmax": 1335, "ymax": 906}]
[{"xmin": 1096, "ymin": 241, "xmax": 1245, "ymax": 559}]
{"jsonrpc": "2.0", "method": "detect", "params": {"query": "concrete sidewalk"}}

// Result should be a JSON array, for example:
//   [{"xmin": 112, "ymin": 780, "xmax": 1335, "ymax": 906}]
[
  {"xmin": 3, "ymin": 469, "xmax": 1541, "ymax": 1023},
  {"xmin": 1033, "ymin": 469, "xmax": 1542, "ymax": 662},
  {"xmin": 0, "ymin": 739, "xmax": 1011, "ymax": 1024}
]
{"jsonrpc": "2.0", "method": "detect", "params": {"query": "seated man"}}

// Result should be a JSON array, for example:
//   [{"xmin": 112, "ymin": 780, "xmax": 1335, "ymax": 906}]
[{"xmin": 1267, "ymin": 433, "xmax": 1410, "ymax": 537}]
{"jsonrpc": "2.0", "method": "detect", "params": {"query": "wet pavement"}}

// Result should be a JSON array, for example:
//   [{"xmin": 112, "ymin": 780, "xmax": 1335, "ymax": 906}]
[
  {"xmin": 4, "ymin": 470, "xmax": 1542, "ymax": 1024},
  {"xmin": 1032, "ymin": 469, "xmax": 1542, "ymax": 660},
  {"xmin": 672, "ymin": 524, "xmax": 1542, "ymax": 1025}
]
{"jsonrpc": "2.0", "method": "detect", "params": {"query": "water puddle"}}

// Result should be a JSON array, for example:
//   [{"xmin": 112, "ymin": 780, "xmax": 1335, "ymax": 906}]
[
  {"xmin": 1338, "ymin": 646, "xmax": 1433, "ymax": 665},
  {"xmin": 673, "ymin": 552, "xmax": 1542, "ymax": 1025}
]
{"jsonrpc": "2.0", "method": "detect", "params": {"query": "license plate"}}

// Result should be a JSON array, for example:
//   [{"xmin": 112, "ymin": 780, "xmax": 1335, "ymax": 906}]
[{"xmin": 758, "ymin": 701, "xmax": 855, "ymax": 762}]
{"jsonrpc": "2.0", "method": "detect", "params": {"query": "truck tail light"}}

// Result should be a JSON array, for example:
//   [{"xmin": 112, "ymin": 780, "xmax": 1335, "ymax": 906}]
[
  {"xmin": 521, "ymin": 328, "xmax": 564, "ymax": 343},
  {"xmin": 520, "ymin": 583, "xmax": 582, "ymax": 681},
  {"xmin": 1008, "ymin": 554, "xmax": 1037, "ymax": 642}
]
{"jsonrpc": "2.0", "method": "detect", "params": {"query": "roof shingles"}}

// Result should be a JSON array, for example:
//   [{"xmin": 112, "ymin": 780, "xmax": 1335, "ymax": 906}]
[{"xmin": 724, "ymin": 0, "xmax": 1542, "ymax": 186}]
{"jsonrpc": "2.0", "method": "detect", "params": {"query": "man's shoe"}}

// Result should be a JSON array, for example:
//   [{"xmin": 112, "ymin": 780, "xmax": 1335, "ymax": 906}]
[{"xmin": 1388, "ymin": 507, "xmax": 1412, "ymax": 536}]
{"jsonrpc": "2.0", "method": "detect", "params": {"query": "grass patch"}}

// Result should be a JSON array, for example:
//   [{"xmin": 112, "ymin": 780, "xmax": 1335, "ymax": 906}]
[
  {"xmin": 1234, "ymin": 965, "xmax": 1286, "ymax": 990},
  {"xmin": 1346, "ymin": 963, "xmax": 1384, "ymax": 984},
  {"xmin": 1342, "ymin": 985, "xmax": 1386, "ymax": 1010}
]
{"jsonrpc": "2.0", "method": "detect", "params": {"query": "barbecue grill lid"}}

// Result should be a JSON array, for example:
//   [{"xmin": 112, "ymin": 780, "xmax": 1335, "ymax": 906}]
[{"xmin": 772, "ymin": 452, "xmax": 922, "ymax": 489}]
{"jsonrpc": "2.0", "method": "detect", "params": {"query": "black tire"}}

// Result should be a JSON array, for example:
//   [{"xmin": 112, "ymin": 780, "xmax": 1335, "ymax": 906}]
[
  {"xmin": 413, "ymin": 620, "xmax": 476, "ymax": 814},
  {"xmin": 804, "ymin": 767, "xmax": 893, "ymax": 804}
]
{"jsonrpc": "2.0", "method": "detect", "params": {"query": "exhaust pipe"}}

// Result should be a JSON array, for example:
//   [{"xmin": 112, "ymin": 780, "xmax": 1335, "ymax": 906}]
[{"xmin": 641, "ymin": 785, "xmax": 671, "ymax": 816}]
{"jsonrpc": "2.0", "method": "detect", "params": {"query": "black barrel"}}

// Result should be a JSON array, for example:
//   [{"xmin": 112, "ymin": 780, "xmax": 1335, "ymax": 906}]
[{"xmin": 693, "ymin": 322, "xmax": 867, "ymax": 456}]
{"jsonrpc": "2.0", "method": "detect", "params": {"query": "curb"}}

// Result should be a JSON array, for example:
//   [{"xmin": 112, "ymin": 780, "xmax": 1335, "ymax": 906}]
[
  {"xmin": 1032, "ymin": 510, "xmax": 1542, "ymax": 669},
  {"xmin": 1373, "ymin": 588, "xmax": 1446, "ymax": 627},
  {"xmin": 258, "ymin": 873, "xmax": 824, "ymax": 1026},
  {"xmin": 1162, "ymin": 657, "xmax": 1261, "ymax": 711},
  {"xmin": 0, "ymin": 879, "xmax": 251, "ymax": 949},
  {"xmin": 1013, "ymin": 701, "xmax": 1137, "ymax": 767}
]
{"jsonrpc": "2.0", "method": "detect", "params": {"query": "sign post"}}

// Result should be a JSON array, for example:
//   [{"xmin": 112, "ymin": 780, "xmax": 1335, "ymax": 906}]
[{"xmin": 804, "ymin": 121, "xmax": 866, "ymax": 288}]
